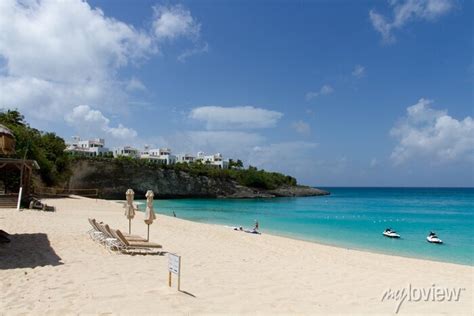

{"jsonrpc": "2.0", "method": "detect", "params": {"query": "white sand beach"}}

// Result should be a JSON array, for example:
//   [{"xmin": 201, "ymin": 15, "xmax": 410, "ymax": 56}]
[{"xmin": 1, "ymin": 196, "xmax": 472, "ymax": 315}]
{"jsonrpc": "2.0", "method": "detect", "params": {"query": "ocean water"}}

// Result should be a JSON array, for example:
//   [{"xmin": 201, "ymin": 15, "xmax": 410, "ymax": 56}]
[{"xmin": 139, "ymin": 188, "xmax": 473, "ymax": 266}]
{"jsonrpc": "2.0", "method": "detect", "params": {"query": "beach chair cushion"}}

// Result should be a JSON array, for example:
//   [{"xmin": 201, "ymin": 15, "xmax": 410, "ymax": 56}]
[{"xmin": 115, "ymin": 230, "xmax": 162, "ymax": 248}]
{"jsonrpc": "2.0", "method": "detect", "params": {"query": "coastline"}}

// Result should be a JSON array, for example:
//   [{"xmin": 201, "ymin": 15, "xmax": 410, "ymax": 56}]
[
  {"xmin": 1, "ymin": 196, "xmax": 472, "ymax": 314},
  {"xmin": 141, "ymin": 209, "xmax": 473, "ymax": 267},
  {"xmin": 140, "ymin": 187, "xmax": 473, "ymax": 267}
]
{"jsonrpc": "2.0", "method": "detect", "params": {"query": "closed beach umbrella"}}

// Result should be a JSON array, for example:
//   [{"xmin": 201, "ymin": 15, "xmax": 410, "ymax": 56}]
[
  {"xmin": 144, "ymin": 190, "xmax": 156, "ymax": 241},
  {"xmin": 124, "ymin": 188, "xmax": 136, "ymax": 234}
]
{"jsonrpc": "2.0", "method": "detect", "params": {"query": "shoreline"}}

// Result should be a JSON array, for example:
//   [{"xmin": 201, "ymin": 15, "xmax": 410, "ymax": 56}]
[
  {"xmin": 149, "ymin": 211, "xmax": 474, "ymax": 268},
  {"xmin": 1, "ymin": 196, "xmax": 472, "ymax": 314}
]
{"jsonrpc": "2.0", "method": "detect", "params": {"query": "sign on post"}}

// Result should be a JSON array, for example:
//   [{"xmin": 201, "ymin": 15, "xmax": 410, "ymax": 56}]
[{"xmin": 168, "ymin": 253, "xmax": 181, "ymax": 291}]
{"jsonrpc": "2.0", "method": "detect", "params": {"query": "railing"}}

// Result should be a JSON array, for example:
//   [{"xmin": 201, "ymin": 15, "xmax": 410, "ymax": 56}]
[{"xmin": 33, "ymin": 187, "xmax": 99, "ymax": 197}]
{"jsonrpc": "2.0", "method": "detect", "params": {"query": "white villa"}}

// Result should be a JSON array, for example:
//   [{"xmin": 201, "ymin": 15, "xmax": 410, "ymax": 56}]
[
  {"xmin": 65, "ymin": 137, "xmax": 111, "ymax": 157},
  {"xmin": 140, "ymin": 148, "xmax": 228, "ymax": 168},
  {"xmin": 113, "ymin": 146, "xmax": 140, "ymax": 158},
  {"xmin": 195, "ymin": 152, "xmax": 229, "ymax": 169},
  {"xmin": 65, "ymin": 136, "xmax": 230, "ymax": 168},
  {"xmin": 140, "ymin": 147, "xmax": 177, "ymax": 165},
  {"xmin": 176, "ymin": 153, "xmax": 195, "ymax": 164}
]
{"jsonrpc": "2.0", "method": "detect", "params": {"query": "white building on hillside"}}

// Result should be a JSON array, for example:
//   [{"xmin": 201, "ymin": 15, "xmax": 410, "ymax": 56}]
[
  {"xmin": 176, "ymin": 153, "xmax": 195, "ymax": 164},
  {"xmin": 141, "ymin": 147, "xmax": 177, "ymax": 165},
  {"xmin": 195, "ymin": 152, "xmax": 229, "ymax": 169},
  {"xmin": 65, "ymin": 136, "xmax": 111, "ymax": 157},
  {"xmin": 113, "ymin": 146, "xmax": 140, "ymax": 158}
]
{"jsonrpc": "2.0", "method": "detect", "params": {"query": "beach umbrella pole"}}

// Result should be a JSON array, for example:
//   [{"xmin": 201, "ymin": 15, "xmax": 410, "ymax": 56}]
[
  {"xmin": 129, "ymin": 219, "xmax": 131, "ymax": 234},
  {"xmin": 147, "ymin": 224, "xmax": 150, "ymax": 241}
]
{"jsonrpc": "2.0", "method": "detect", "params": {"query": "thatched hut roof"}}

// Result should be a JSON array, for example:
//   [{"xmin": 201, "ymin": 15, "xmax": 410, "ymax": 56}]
[{"xmin": 0, "ymin": 124, "xmax": 14, "ymax": 138}]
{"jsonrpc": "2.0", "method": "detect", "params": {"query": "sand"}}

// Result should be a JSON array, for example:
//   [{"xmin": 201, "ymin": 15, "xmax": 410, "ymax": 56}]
[{"xmin": 1, "ymin": 196, "xmax": 472, "ymax": 315}]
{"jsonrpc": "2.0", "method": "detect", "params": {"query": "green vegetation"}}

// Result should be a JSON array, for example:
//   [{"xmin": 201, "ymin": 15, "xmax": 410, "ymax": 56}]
[
  {"xmin": 74, "ymin": 156, "xmax": 298, "ymax": 190},
  {"xmin": 0, "ymin": 110, "xmax": 71, "ymax": 186}
]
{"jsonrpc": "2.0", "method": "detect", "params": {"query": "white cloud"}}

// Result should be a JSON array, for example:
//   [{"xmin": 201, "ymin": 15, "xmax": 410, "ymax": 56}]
[
  {"xmin": 153, "ymin": 4, "xmax": 207, "ymax": 62},
  {"xmin": 178, "ymin": 42, "xmax": 209, "ymax": 62},
  {"xmin": 65, "ymin": 105, "xmax": 137, "ymax": 140},
  {"xmin": 249, "ymin": 141, "xmax": 318, "ymax": 173},
  {"xmin": 292, "ymin": 120, "xmax": 311, "ymax": 135},
  {"xmin": 0, "ymin": 1, "xmax": 206, "ymax": 123},
  {"xmin": 126, "ymin": 77, "xmax": 146, "ymax": 92},
  {"xmin": 306, "ymin": 84, "xmax": 334, "ymax": 101},
  {"xmin": 0, "ymin": 0, "xmax": 154, "ymax": 119},
  {"xmin": 320, "ymin": 85, "xmax": 334, "ymax": 95},
  {"xmin": 153, "ymin": 4, "xmax": 201, "ymax": 41},
  {"xmin": 370, "ymin": 0, "xmax": 455, "ymax": 43},
  {"xmin": 188, "ymin": 131, "xmax": 264, "ymax": 154},
  {"xmin": 0, "ymin": 0, "xmax": 153, "ymax": 83},
  {"xmin": 369, "ymin": 10, "xmax": 395, "ymax": 43},
  {"xmin": 0, "ymin": 76, "xmax": 127, "ymax": 120},
  {"xmin": 352, "ymin": 65, "xmax": 366, "ymax": 78},
  {"xmin": 390, "ymin": 98, "xmax": 474, "ymax": 164},
  {"xmin": 189, "ymin": 106, "xmax": 283, "ymax": 130},
  {"xmin": 370, "ymin": 158, "xmax": 379, "ymax": 167}
]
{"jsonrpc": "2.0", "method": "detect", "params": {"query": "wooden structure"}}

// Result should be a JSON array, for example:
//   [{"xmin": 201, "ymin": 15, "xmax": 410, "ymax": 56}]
[
  {"xmin": 0, "ymin": 158, "xmax": 40, "ymax": 199},
  {"xmin": 0, "ymin": 124, "xmax": 15, "ymax": 155},
  {"xmin": 0, "ymin": 124, "xmax": 39, "ymax": 207}
]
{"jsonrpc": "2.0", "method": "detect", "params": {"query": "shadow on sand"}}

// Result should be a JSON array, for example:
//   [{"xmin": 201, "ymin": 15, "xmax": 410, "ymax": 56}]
[{"xmin": 0, "ymin": 233, "xmax": 63, "ymax": 269}]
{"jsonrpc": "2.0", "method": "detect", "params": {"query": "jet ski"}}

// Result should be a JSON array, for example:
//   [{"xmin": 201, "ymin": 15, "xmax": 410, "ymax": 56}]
[
  {"xmin": 426, "ymin": 232, "xmax": 443, "ymax": 244},
  {"xmin": 383, "ymin": 228, "xmax": 401, "ymax": 238}
]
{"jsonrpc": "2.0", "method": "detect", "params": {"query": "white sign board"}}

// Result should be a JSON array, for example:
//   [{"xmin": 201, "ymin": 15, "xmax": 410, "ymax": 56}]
[{"xmin": 168, "ymin": 253, "xmax": 181, "ymax": 275}]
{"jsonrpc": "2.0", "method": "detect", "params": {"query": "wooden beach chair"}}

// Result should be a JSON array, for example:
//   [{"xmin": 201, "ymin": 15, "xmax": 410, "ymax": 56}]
[
  {"xmin": 87, "ymin": 219, "xmax": 119, "ymax": 251},
  {"xmin": 87, "ymin": 218, "xmax": 105, "ymax": 242},
  {"xmin": 110, "ymin": 229, "xmax": 162, "ymax": 255},
  {"xmin": 104, "ymin": 224, "xmax": 147, "ymax": 242},
  {"xmin": 94, "ymin": 222, "xmax": 122, "ymax": 251}
]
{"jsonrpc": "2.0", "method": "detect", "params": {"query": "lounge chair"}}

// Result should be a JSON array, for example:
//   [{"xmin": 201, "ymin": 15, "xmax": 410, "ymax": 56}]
[
  {"xmin": 89, "ymin": 219, "xmax": 123, "ymax": 251},
  {"xmin": 87, "ymin": 218, "xmax": 105, "ymax": 242},
  {"xmin": 95, "ymin": 222, "xmax": 122, "ymax": 251},
  {"xmin": 103, "ymin": 224, "xmax": 147, "ymax": 242},
  {"xmin": 87, "ymin": 219, "xmax": 121, "ymax": 252},
  {"xmin": 110, "ymin": 229, "xmax": 162, "ymax": 255}
]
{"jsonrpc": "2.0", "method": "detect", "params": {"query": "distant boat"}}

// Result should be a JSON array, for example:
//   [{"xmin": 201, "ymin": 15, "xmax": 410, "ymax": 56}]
[
  {"xmin": 383, "ymin": 228, "xmax": 400, "ymax": 238},
  {"xmin": 427, "ymin": 232, "xmax": 443, "ymax": 244}
]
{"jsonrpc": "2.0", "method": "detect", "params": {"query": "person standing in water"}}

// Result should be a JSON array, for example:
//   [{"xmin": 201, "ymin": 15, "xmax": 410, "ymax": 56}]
[{"xmin": 254, "ymin": 219, "xmax": 259, "ymax": 231}]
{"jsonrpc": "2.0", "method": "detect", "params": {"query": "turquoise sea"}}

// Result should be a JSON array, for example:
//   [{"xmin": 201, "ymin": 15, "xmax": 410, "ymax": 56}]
[{"xmin": 141, "ymin": 188, "xmax": 474, "ymax": 266}]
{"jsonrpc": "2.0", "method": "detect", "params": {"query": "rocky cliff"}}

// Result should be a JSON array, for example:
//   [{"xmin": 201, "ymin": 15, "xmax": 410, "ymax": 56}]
[{"xmin": 68, "ymin": 159, "xmax": 329, "ymax": 199}]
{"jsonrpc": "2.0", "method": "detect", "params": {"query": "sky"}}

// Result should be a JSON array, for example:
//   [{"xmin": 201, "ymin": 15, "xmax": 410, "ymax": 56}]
[{"xmin": 0, "ymin": 0, "xmax": 472, "ymax": 187}]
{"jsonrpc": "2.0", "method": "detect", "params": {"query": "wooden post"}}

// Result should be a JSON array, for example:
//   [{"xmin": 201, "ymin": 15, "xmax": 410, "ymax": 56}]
[
  {"xmin": 177, "ymin": 257, "xmax": 181, "ymax": 291},
  {"xmin": 168, "ymin": 253, "xmax": 181, "ymax": 291}
]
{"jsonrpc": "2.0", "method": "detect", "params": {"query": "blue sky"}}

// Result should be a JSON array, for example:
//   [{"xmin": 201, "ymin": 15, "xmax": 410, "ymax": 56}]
[{"xmin": 0, "ymin": 0, "xmax": 472, "ymax": 187}]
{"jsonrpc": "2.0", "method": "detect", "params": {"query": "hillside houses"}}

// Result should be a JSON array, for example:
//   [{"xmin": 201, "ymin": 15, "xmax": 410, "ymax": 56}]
[{"xmin": 65, "ymin": 137, "xmax": 230, "ymax": 169}]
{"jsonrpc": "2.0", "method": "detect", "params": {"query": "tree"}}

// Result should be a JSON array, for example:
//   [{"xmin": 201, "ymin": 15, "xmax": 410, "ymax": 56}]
[
  {"xmin": 236, "ymin": 159, "xmax": 243, "ymax": 168},
  {"xmin": 229, "ymin": 158, "xmax": 244, "ymax": 169},
  {"xmin": 0, "ymin": 110, "xmax": 26, "ymax": 126},
  {"xmin": 0, "ymin": 109, "xmax": 71, "ymax": 186}
]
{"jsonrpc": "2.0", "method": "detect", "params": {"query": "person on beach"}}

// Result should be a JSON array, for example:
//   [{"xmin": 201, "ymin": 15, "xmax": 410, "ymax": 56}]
[
  {"xmin": 173, "ymin": 211, "xmax": 176, "ymax": 217},
  {"xmin": 254, "ymin": 220, "xmax": 259, "ymax": 232}
]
